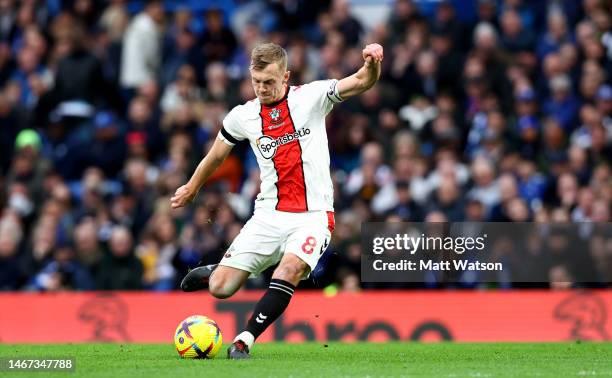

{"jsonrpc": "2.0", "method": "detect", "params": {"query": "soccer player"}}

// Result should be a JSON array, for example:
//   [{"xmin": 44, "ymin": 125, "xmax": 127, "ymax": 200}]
[{"xmin": 170, "ymin": 42, "xmax": 383, "ymax": 359}]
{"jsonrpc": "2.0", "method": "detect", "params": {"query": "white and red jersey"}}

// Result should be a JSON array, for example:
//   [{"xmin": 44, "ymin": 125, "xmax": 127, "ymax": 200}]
[{"xmin": 218, "ymin": 79, "xmax": 343, "ymax": 213}]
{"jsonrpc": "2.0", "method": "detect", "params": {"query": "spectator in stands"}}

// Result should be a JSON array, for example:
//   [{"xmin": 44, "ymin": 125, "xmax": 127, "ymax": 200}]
[
  {"xmin": 537, "ymin": 10, "xmax": 571, "ymax": 59},
  {"xmin": 381, "ymin": 180, "xmax": 424, "ymax": 221},
  {"xmin": 0, "ymin": 93, "xmax": 20, "ymax": 174},
  {"xmin": 544, "ymin": 74, "xmax": 579, "ymax": 132},
  {"xmin": 330, "ymin": 0, "xmax": 362, "ymax": 47},
  {"xmin": 7, "ymin": 129, "xmax": 44, "ymax": 185},
  {"xmin": 200, "ymin": 8, "xmax": 237, "ymax": 65},
  {"xmin": 490, "ymin": 173, "xmax": 519, "ymax": 221},
  {"xmin": 406, "ymin": 49, "xmax": 441, "ymax": 100},
  {"xmin": 467, "ymin": 156, "xmax": 500, "ymax": 212},
  {"xmin": 138, "ymin": 213, "xmax": 177, "ymax": 291},
  {"xmin": 429, "ymin": 28, "xmax": 462, "ymax": 97},
  {"xmin": 432, "ymin": 0, "xmax": 466, "ymax": 50},
  {"xmin": 500, "ymin": 8, "xmax": 534, "ymax": 54},
  {"xmin": 29, "ymin": 242, "xmax": 94, "ymax": 291},
  {"xmin": 203, "ymin": 62, "xmax": 237, "ymax": 105},
  {"xmin": 0, "ymin": 214, "xmax": 23, "ymax": 290},
  {"xmin": 120, "ymin": 0, "xmax": 164, "ymax": 95},
  {"xmin": 161, "ymin": 23, "xmax": 199, "ymax": 89},
  {"xmin": 126, "ymin": 96, "xmax": 164, "ymax": 160},
  {"xmin": 96, "ymin": 225, "xmax": 143, "ymax": 290},
  {"xmin": 427, "ymin": 175, "xmax": 465, "ymax": 221},
  {"xmin": 86, "ymin": 111, "xmax": 125, "ymax": 178},
  {"xmin": 596, "ymin": 85, "xmax": 612, "ymax": 130},
  {"xmin": 73, "ymin": 217, "xmax": 104, "ymax": 276},
  {"xmin": 10, "ymin": 45, "xmax": 51, "ymax": 109},
  {"xmin": 20, "ymin": 214, "xmax": 57, "ymax": 281},
  {"xmin": 160, "ymin": 64, "xmax": 200, "ymax": 113},
  {"xmin": 42, "ymin": 23, "xmax": 121, "ymax": 116},
  {"xmin": 344, "ymin": 142, "xmax": 393, "ymax": 204}
]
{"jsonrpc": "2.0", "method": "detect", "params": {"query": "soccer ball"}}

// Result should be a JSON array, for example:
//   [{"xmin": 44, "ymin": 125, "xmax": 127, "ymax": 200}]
[{"xmin": 174, "ymin": 315, "xmax": 223, "ymax": 359}]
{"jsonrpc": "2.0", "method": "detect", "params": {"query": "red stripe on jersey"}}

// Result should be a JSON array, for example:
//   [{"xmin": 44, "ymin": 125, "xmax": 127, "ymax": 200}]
[
  {"xmin": 326, "ymin": 211, "xmax": 335, "ymax": 233},
  {"xmin": 260, "ymin": 96, "xmax": 308, "ymax": 212}
]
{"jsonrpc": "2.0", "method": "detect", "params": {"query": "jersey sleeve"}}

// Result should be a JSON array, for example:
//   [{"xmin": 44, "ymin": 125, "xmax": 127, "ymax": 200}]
[
  {"xmin": 218, "ymin": 106, "xmax": 247, "ymax": 146},
  {"xmin": 303, "ymin": 79, "xmax": 344, "ymax": 116}
]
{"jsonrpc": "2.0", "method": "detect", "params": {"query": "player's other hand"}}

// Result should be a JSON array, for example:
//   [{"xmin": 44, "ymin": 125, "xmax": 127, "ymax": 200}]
[
  {"xmin": 170, "ymin": 184, "xmax": 197, "ymax": 209},
  {"xmin": 363, "ymin": 43, "xmax": 383, "ymax": 64}
]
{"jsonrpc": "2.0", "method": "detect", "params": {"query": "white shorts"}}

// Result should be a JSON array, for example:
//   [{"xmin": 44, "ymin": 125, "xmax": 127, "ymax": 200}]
[{"xmin": 219, "ymin": 208, "xmax": 335, "ymax": 278}]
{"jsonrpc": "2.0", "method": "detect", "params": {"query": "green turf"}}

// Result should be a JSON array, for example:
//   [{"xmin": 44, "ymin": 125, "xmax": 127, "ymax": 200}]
[{"xmin": 0, "ymin": 342, "xmax": 610, "ymax": 377}]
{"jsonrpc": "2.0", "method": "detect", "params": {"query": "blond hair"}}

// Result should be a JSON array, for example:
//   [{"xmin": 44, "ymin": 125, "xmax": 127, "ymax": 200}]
[{"xmin": 250, "ymin": 43, "xmax": 287, "ymax": 71}]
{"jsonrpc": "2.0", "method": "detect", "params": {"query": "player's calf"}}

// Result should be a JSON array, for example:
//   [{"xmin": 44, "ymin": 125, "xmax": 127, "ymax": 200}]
[
  {"xmin": 229, "ymin": 254, "xmax": 308, "ymax": 359},
  {"xmin": 272, "ymin": 255, "xmax": 309, "ymax": 285}
]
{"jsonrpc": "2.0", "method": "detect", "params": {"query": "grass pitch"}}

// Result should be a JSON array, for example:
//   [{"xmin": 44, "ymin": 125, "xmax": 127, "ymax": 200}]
[{"xmin": 0, "ymin": 342, "xmax": 610, "ymax": 377}]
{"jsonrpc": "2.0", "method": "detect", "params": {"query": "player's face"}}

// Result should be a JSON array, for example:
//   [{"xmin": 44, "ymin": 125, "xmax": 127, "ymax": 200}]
[{"xmin": 250, "ymin": 63, "xmax": 290, "ymax": 105}]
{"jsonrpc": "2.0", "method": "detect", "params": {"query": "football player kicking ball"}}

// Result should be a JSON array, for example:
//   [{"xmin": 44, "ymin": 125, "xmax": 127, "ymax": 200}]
[{"xmin": 171, "ymin": 42, "xmax": 383, "ymax": 359}]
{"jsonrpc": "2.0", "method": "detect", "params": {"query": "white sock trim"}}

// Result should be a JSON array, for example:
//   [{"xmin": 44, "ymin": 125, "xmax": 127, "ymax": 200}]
[
  {"xmin": 234, "ymin": 331, "xmax": 255, "ymax": 350},
  {"xmin": 269, "ymin": 285, "xmax": 294, "ymax": 296},
  {"xmin": 269, "ymin": 282, "xmax": 295, "ymax": 293}
]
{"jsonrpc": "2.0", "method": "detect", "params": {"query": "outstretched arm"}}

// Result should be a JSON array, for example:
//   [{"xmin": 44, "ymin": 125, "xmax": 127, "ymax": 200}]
[
  {"xmin": 170, "ymin": 137, "xmax": 233, "ymax": 209},
  {"xmin": 337, "ymin": 43, "xmax": 383, "ymax": 99}
]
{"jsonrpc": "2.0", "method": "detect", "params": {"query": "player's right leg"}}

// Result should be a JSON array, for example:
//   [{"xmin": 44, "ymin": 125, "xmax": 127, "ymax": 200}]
[{"xmin": 181, "ymin": 209, "xmax": 279, "ymax": 295}]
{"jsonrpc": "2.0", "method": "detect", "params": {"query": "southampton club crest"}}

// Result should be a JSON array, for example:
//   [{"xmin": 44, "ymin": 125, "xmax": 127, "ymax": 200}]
[{"xmin": 269, "ymin": 108, "xmax": 281, "ymax": 122}]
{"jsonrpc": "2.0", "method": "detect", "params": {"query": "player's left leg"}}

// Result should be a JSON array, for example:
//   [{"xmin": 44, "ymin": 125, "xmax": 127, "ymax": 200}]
[
  {"xmin": 228, "ymin": 253, "xmax": 308, "ymax": 359},
  {"xmin": 228, "ymin": 212, "xmax": 333, "ymax": 359}
]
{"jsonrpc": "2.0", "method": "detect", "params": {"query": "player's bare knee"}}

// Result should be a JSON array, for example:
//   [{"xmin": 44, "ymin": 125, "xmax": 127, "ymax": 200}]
[
  {"xmin": 208, "ymin": 283, "xmax": 232, "ymax": 299},
  {"xmin": 208, "ymin": 277, "xmax": 234, "ymax": 299},
  {"xmin": 274, "ymin": 261, "xmax": 308, "ymax": 282}
]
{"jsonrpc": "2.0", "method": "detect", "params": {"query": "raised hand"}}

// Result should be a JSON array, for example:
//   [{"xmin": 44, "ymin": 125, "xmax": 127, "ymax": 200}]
[{"xmin": 362, "ymin": 43, "xmax": 384, "ymax": 64}]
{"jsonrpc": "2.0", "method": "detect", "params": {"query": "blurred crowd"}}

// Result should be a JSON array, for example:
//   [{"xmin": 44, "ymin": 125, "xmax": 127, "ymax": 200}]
[{"xmin": 0, "ymin": 0, "xmax": 610, "ymax": 292}]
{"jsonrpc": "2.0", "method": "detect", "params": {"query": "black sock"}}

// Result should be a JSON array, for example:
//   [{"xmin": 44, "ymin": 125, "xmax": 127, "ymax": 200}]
[{"xmin": 245, "ymin": 279, "xmax": 295, "ymax": 339}]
